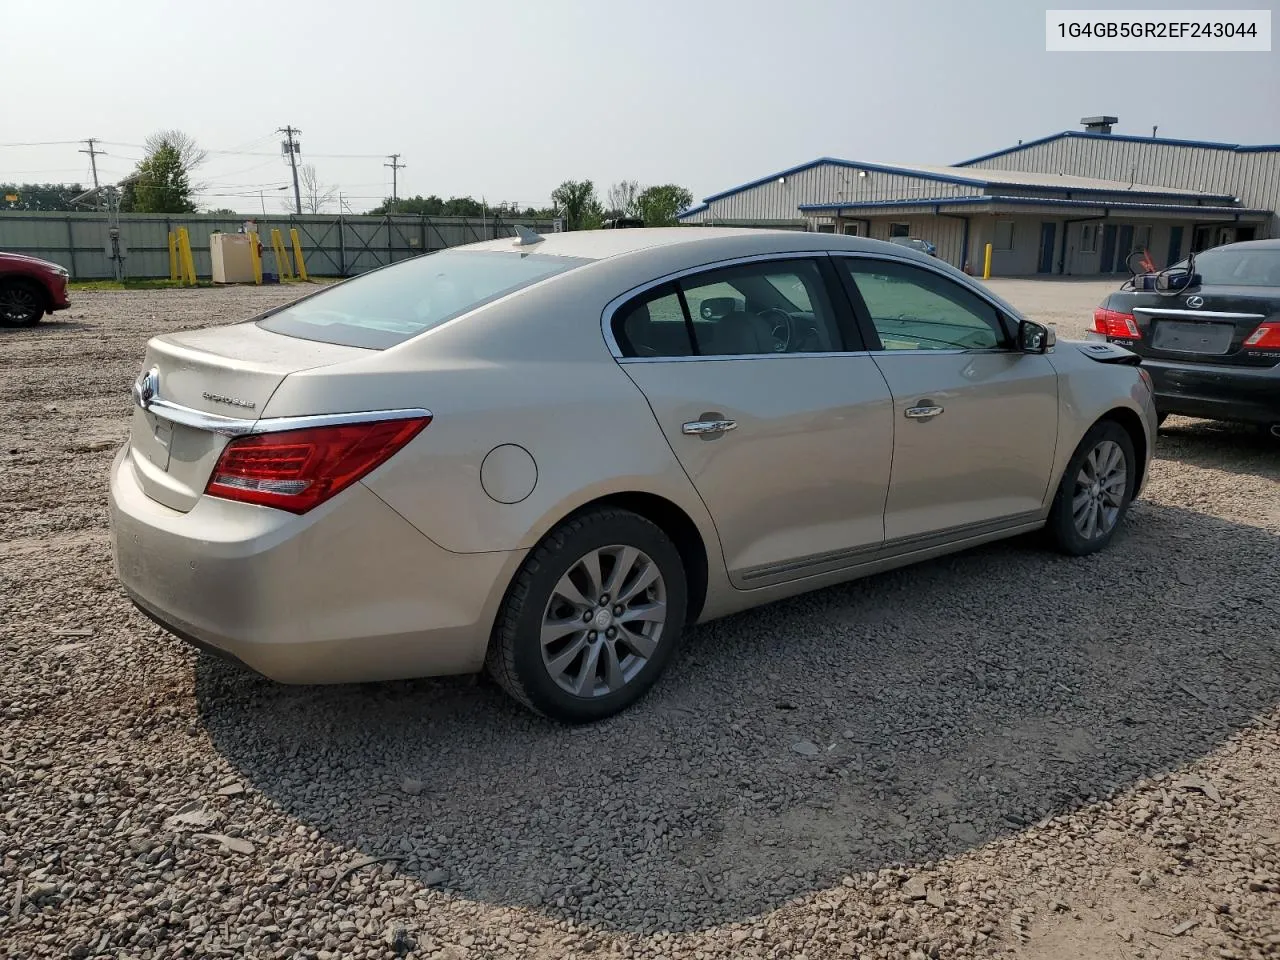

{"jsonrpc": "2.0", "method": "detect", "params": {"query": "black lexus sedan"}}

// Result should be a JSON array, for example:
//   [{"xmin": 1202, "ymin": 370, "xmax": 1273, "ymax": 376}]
[{"xmin": 1091, "ymin": 239, "xmax": 1280, "ymax": 435}]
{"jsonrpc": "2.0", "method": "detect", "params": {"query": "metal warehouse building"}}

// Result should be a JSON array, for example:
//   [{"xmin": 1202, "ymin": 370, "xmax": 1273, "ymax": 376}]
[{"xmin": 678, "ymin": 117, "xmax": 1279, "ymax": 277}]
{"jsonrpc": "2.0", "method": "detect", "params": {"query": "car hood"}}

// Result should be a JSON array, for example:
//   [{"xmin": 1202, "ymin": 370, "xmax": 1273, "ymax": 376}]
[{"xmin": 0, "ymin": 251, "xmax": 66, "ymax": 272}]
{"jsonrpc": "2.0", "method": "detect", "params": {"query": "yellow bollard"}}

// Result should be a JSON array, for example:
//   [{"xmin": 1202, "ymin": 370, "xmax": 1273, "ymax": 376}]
[
  {"xmin": 289, "ymin": 228, "xmax": 309, "ymax": 281},
  {"xmin": 271, "ymin": 229, "xmax": 293, "ymax": 280},
  {"xmin": 983, "ymin": 242, "xmax": 993, "ymax": 280},
  {"xmin": 168, "ymin": 232, "xmax": 179, "ymax": 283},
  {"xmin": 177, "ymin": 227, "xmax": 198, "ymax": 285},
  {"xmin": 247, "ymin": 232, "xmax": 263, "ymax": 285}
]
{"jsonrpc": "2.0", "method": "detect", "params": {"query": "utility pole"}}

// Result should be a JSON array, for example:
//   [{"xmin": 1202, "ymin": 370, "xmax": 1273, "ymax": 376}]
[
  {"xmin": 79, "ymin": 138, "xmax": 104, "ymax": 210},
  {"xmin": 278, "ymin": 126, "xmax": 302, "ymax": 216},
  {"xmin": 384, "ymin": 154, "xmax": 404, "ymax": 212}
]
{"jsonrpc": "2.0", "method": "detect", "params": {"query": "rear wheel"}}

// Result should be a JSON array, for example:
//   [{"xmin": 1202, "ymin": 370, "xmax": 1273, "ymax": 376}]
[
  {"xmin": 0, "ymin": 281, "xmax": 46, "ymax": 327},
  {"xmin": 1046, "ymin": 420, "xmax": 1136, "ymax": 556},
  {"xmin": 486, "ymin": 508, "xmax": 688, "ymax": 723}
]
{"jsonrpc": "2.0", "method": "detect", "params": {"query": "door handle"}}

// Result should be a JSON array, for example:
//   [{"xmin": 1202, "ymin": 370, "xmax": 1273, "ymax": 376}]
[
  {"xmin": 904, "ymin": 404, "xmax": 944, "ymax": 421},
  {"xmin": 682, "ymin": 419, "xmax": 737, "ymax": 436}
]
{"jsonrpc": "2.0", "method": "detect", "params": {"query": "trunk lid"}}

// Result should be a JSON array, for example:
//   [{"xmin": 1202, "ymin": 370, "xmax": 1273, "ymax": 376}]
[
  {"xmin": 129, "ymin": 322, "xmax": 368, "ymax": 512},
  {"xmin": 1102, "ymin": 285, "xmax": 1280, "ymax": 368}
]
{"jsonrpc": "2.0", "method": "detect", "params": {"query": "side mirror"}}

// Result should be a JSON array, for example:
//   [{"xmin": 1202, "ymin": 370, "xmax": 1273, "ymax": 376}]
[{"xmin": 1018, "ymin": 319, "xmax": 1055, "ymax": 354}]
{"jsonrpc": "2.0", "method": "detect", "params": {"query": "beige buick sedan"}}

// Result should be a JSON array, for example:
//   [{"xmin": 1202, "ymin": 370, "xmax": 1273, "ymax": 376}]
[{"xmin": 110, "ymin": 228, "xmax": 1156, "ymax": 722}]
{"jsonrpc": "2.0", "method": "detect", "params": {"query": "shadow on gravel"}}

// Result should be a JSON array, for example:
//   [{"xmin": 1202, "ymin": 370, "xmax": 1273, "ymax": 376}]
[
  {"xmin": 2, "ymin": 319, "xmax": 96, "ymax": 336},
  {"xmin": 196, "ymin": 501, "xmax": 1280, "ymax": 934},
  {"xmin": 1157, "ymin": 419, "xmax": 1279, "ymax": 479}
]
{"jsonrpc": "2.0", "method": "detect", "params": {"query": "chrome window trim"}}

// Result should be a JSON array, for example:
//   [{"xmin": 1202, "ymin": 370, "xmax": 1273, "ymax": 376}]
[
  {"xmin": 135, "ymin": 392, "xmax": 431, "ymax": 437},
  {"xmin": 1131, "ymin": 307, "xmax": 1266, "ymax": 320},
  {"xmin": 618, "ymin": 350, "xmax": 873, "ymax": 364},
  {"xmin": 600, "ymin": 250, "xmax": 841, "ymax": 360}
]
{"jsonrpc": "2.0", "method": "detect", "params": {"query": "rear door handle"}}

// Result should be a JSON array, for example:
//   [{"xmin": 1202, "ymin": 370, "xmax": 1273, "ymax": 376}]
[
  {"xmin": 682, "ymin": 419, "xmax": 737, "ymax": 436},
  {"xmin": 904, "ymin": 404, "xmax": 944, "ymax": 421}
]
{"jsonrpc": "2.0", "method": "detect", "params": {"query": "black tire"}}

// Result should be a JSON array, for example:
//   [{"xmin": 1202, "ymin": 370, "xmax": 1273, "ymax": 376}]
[
  {"xmin": 0, "ymin": 280, "xmax": 47, "ymax": 327},
  {"xmin": 1046, "ymin": 419, "xmax": 1136, "ymax": 557},
  {"xmin": 486, "ymin": 507, "xmax": 687, "ymax": 723}
]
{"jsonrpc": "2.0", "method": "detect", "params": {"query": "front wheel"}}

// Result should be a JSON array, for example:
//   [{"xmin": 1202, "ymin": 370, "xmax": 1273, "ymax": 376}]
[
  {"xmin": 1046, "ymin": 420, "xmax": 1136, "ymax": 556},
  {"xmin": 486, "ymin": 507, "xmax": 687, "ymax": 723},
  {"xmin": 0, "ymin": 281, "xmax": 46, "ymax": 327}
]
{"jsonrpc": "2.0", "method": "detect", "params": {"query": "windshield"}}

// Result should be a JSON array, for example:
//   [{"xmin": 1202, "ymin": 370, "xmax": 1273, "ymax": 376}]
[
  {"xmin": 259, "ymin": 250, "xmax": 589, "ymax": 349},
  {"xmin": 1184, "ymin": 247, "xmax": 1280, "ymax": 287}
]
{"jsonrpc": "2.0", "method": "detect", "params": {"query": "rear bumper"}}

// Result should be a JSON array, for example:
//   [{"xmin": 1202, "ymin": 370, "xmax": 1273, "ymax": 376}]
[
  {"xmin": 1142, "ymin": 357, "xmax": 1280, "ymax": 425},
  {"xmin": 109, "ymin": 446, "xmax": 523, "ymax": 683}
]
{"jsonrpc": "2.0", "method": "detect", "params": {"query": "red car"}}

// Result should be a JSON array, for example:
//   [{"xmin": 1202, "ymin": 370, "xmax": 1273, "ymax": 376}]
[{"xmin": 0, "ymin": 252, "xmax": 71, "ymax": 327}]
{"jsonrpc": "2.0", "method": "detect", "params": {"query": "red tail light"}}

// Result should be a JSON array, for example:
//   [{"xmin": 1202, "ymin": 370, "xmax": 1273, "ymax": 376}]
[
  {"xmin": 206, "ymin": 416, "xmax": 431, "ymax": 514},
  {"xmin": 1093, "ymin": 307, "xmax": 1141, "ymax": 339},
  {"xmin": 1243, "ymin": 321, "xmax": 1280, "ymax": 349}
]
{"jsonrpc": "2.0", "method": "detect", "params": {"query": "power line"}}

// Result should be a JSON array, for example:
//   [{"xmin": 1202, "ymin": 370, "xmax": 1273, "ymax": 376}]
[{"xmin": 0, "ymin": 139, "xmax": 83, "ymax": 148}]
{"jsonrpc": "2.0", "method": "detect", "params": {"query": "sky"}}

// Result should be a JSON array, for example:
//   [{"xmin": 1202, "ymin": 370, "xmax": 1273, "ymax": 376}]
[{"xmin": 4, "ymin": 0, "xmax": 1278, "ymax": 214}]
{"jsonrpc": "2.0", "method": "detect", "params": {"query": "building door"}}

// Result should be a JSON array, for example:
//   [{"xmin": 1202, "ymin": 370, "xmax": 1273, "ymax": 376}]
[
  {"xmin": 1236, "ymin": 226, "xmax": 1257, "ymax": 242},
  {"xmin": 1100, "ymin": 224, "xmax": 1118, "ymax": 274},
  {"xmin": 1114, "ymin": 225, "xmax": 1134, "ymax": 272},
  {"xmin": 1166, "ymin": 226, "xmax": 1184, "ymax": 267},
  {"xmin": 1192, "ymin": 226, "xmax": 1212, "ymax": 253},
  {"xmin": 1037, "ymin": 223, "xmax": 1057, "ymax": 273}
]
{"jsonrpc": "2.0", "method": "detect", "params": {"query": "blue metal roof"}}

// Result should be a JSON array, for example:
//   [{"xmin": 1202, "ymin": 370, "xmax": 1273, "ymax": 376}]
[
  {"xmin": 800, "ymin": 195, "xmax": 1272, "ymax": 217},
  {"xmin": 956, "ymin": 130, "xmax": 1280, "ymax": 166},
  {"xmin": 680, "ymin": 156, "xmax": 1235, "ymax": 219}
]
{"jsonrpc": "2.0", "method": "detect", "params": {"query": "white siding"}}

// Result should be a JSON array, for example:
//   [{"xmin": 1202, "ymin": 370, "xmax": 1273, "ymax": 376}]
[{"xmin": 965, "ymin": 136, "xmax": 1280, "ymax": 235}]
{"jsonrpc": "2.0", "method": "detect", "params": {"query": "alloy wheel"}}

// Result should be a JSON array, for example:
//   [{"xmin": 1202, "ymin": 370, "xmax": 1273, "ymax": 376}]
[
  {"xmin": 1072, "ymin": 439, "xmax": 1127, "ymax": 540},
  {"xmin": 540, "ymin": 544, "xmax": 667, "ymax": 698},
  {"xmin": 0, "ymin": 286, "xmax": 42, "ymax": 325}
]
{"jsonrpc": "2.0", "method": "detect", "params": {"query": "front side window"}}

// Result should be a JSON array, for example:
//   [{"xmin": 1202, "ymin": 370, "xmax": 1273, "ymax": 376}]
[
  {"xmin": 259, "ymin": 250, "xmax": 588, "ymax": 349},
  {"xmin": 994, "ymin": 220, "xmax": 1015, "ymax": 251},
  {"xmin": 839, "ymin": 258, "xmax": 1007, "ymax": 352},
  {"xmin": 611, "ymin": 259, "xmax": 843, "ymax": 358}
]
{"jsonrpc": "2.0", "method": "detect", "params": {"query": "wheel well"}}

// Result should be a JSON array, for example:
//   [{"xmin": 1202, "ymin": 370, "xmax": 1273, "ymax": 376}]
[
  {"xmin": 1100, "ymin": 407, "xmax": 1148, "ymax": 493},
  {"xmin": 569, "ymin": 492, "xmax": 710, "ymax": 624}
]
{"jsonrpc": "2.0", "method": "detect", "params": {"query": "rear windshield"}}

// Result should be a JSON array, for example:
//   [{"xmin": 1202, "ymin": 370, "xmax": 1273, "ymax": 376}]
[
  {"xmin": 1186, "ymin": 248, "xmax": 1280, "ymax": 287},
  {"xmin": 259, "ymin": 250, "xmax": 589, "ymax": 349}
]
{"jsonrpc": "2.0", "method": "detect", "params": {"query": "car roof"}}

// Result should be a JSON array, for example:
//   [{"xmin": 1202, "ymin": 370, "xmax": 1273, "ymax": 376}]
[{"xmin": 458, "ymin": 226, "xmax": 919, "ymax": 262}]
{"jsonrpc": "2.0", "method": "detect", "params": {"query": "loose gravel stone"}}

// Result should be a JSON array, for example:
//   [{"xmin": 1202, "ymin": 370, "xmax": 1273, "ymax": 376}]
[{"xmin": 2, "ymin": 281, "xmax": 1278, "ymax": 959}]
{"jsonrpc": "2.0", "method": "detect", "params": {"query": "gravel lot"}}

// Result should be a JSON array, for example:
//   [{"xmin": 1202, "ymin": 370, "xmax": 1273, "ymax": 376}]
[{"xmin": 2, "ymin": 278, "xmax": 1278, "ymax": 960}]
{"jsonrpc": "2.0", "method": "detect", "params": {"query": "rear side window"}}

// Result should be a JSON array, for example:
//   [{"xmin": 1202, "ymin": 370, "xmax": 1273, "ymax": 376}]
[
  {"xmin": 615, "ymin": 285, "xmax": 694, "ymax": 357},
  {"xmin": 1191, "ymin": 248, "xmax": 1280, "ymax": 286},
  {"xmin": 259, "ymin": 250, "xmax": 588, "ymax": 349}
]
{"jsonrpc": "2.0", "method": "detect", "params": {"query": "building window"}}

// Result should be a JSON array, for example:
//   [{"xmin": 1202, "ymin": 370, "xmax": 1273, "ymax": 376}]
[
  {"xmin": 842, "ymin": 223, "xmax": 860, "ymax": 236},
  {"xmin": 994, "ymin": 220, "xmax": 1015, "ymax": 251},
  {"xmin": 816, "ymin": 224, "xmax": 835, "ymax": 234},
  {"xmin": 889, "ymin": 223, "xmax": 910, "ymax": 238},
  {"xmin": 1080, "ymin": 224, "xmax": 1098, "ymax": 253}
]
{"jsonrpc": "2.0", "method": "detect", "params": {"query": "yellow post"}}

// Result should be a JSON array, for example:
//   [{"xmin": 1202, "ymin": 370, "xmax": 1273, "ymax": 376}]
[
  {"xmin": 982, "ymin": 242, "xmax": 993, "ymax": 280},
  {"xmin": 168, "ymin": 232, "xmax": 179, "ymax": 283},
  {"xmin": 177, "ymin": 227, "xmax": 198, "ymax": 285},
  {"xmin": 247, "ymin": 232, "xmax": 263, "ymax": 285},
  {"xmin": 271, "ymin": 229, "xmax": 293, "ymax": 280},
  {"xmin": 289, "ymin": 227, "xmax": 309, "ymax": 281}
]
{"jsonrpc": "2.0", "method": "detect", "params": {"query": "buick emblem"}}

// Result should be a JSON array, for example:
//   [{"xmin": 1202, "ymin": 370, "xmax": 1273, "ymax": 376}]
[
  {"xmin": 132, "ymin": 367, "xmax": 160, "ymax": 409},
  {"xmin": 1185, "ymin": 295, "xmax": 1204, "ymax": 309}
]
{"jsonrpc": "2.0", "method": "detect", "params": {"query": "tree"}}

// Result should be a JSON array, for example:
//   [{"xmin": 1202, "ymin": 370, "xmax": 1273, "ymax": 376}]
[
  {"xmin": 296, "ymin": 164, "xmax": 336, "ymax": 214},
  {"xmin": 120, "ymin": 130, "xmax": 205, "ymax": 213},
  {"xmin": 0, "ymin": 182, "xmax": 88, "ymax": 211},
  {"xmin": 636, "ymin": 184, "xmax": 694, "ymax": 227},
  {"xmin": 607, "ymin": 180, "xmax": 640, "ymax": 218},
  {"xmin": 126, "ymin": 143, "xmax": 197, "ymax": 213},
  {"xmin": 551, "ymin": 179, "xmax": 603, "ymax": 231}
]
